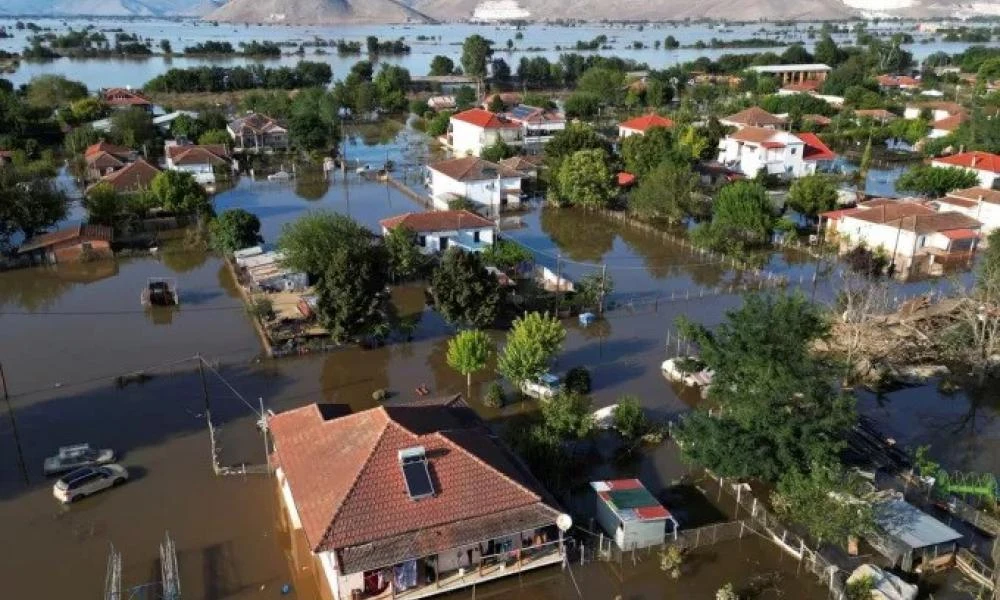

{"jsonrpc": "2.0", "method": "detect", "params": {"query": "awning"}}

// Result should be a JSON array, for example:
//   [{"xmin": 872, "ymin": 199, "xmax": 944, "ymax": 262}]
[{"xmin": 942, "ymin": 228, "xmax": 979, "ymax": 240}]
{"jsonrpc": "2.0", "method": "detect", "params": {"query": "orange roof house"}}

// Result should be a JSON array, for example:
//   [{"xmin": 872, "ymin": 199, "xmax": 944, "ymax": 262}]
[
  {"xmin": 101, "ymin": 87, "xmax": 152, "ymax": 110},
  {"xmin": 618, "ymin": 113, "xmax": 674, "ymax": 138},
  {"xmin": 269, "ymin": 397, "xmax": 564, "ymax": 598},
  {"xmin": 88, "ymin": 158, "xmax": 160, "ymax": 194},
  {"xmin": 19, "ymin": 223, "xmax": 113, "ymax": 263},
  {"xmin": 720, "ymin": 107, "xmax": 787, "ymax": 129},
  {"xmin": 931, "ymin": 151, "xmax": 1000, "ymax": 189}
]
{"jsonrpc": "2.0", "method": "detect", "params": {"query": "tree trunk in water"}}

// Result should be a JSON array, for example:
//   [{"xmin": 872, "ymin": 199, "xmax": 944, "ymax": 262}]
[{"xmin": 467, "ymin": 372, "xmax": 472, "ymax": 398}]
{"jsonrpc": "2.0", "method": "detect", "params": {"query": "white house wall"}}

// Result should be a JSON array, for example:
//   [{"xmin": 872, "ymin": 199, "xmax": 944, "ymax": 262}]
[
  {"xmin": 839, "ymin": 216, "xmax": 919, "ymax": 258},
  {"xmin": 430, "ymin": 171, "xmax": 522, "ymax": 210},
  {"xmin": 450, "ymin": 121, "xmax": 522, "ymax": 156}
]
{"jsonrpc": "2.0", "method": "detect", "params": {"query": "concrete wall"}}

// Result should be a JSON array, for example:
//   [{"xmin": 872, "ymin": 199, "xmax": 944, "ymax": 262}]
[
  {"xmin": 718, "ymin": 138, "xmax": 813, "ymax": 178},
  {"xmin": 430, "ymin": 171, "xmax": 521, "ymax": 210}
]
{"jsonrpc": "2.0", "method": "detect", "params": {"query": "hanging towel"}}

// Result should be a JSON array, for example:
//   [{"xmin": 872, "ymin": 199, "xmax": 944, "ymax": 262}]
[{"xmin": 394, "ymin": 559, "xmax": 418, "ymax": 591}]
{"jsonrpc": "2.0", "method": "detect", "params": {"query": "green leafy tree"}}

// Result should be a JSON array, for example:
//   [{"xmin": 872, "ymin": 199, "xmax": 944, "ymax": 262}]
[
  {"xmin": 540, "ymin": 391, "xmax": 594, "ymax": 439},
  {"xmin": 314, "ymin": 244, "xmax": 390, "ymax": 344},
  {"xmin": 620, "ymin": 126, "xmax": 674, "ymax": 178},
  {"xmin": 613, "ymin": 395, "xmax": 650, "ymax": 452},
  {"xmin": 772, "ymin": 462, "xmax": 874, "ymax": 546},
  {"xmin": 480, "ymin": 137, "xmax": 515, "ymax": 162},
  {"xmin": 455, "ymin": 85, "xmax": 477, "ymax": 110},
  {"xmin": 64, "ymin": 125, "xmax": 102, "ymax": 155},
  {"xmin": 543, "ymin": 123, "xmax": 613, "ymax": 181},
  {"xmin": 429, "ymin": 55, "xmax": 455, "ymax": 76},
  {"xmin": 383, "ymin": 225, "xmax": 425, "ymax": 282},
  {"xmin": 577, "ymin": 67, "xmax": 625, "ymax": 105},
  {"xmin": 562, "ymin": 91, "xmax": 601, "ymax": 119},
  {"xmin": 210, "ymin": 208, "xmax": 262, "ymax": 254},
  {"xmin": 481, "ymin": 238, "xmax": 531, "ymax": 270},
  {"xmin": 858, "ymin": 136, "xmax": 873, "ymax": 182},
  {"xmin": 814, "ymin": 35, "xmax": 844, "ymax": 66},
  {"xmin": 25, "ymin": 74, "xmax": 88, "ymax": 111},
  {"xmin": 431, "ymin": 248, "xmax": 503, "ymax": 328},
  {"xmin": 0, "ymin": 164, "xmax": 68, "ymax": 250},
  {"xmin": 896, "ymin": 165, "xmax": 979, "ymax": 197},
  {"xmin": 198, "ymin": 130, "xmax": 231, "ymax": 145},
  {"xmin": 149, "ymin": 171, "xmax": 210, "ymax": 215},
  {"xmin": 557, "ymin": 149, "xmax": 616, "ymax": 208},
  {"xmin": 446, "ymin": 329, "xmax": 494, "ymax": 394},
  {"xmin": 110, "ymin": 107, "xmax": 157, "ymax": 149},
  {"xmin": 277, "ymin": 211, "xmax": 372, "ymax": 276},
  {"xmin": 461, "ymin": 34, "xmax": 493, "ymax": 80},
  {"xmin": 786, "ymin": 174, "xmax": 838, "ymax": 221},
  {"xmin": 673, "ymin": 293, "xmax": 856, "ymax": 481},
  {"xmin": 68, "ymin": 97, "xmax": 106, "ymax": 124},
  {"xmin": 487, "ymin": 95, "xmax": 505, "ymax": 113},
  {"xmin": 629, "ymin": 160, "xmax": 699, "ymax": 223},
  {"xmin": 692, "ymin": 181, "xmax": 775, "ymax": 252},
  {"xmin": 497, "ymin": 311, "xmax": 566, "ymax": 387},
  {"xmin": 84, "ymin": 182, "xmax": 120, "ymax": 226}
]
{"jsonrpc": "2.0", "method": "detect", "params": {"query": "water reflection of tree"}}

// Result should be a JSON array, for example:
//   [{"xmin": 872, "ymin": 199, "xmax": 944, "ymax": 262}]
[
  {"xmin": 159, "ymin": 248, "xmax": 210, "ymax": 273},
  {"xmin": 0, "ymin": 261, "xmax": 118, "ymax": 311},
  {"xmin": 216, "ymin": 264, "xmax": 241, "ymax": 299},
  {"xmin": 294, "ymin": 174, "xmax": 330, "ymax": 201},
  {"xmin": 539, "ymin": 207, "xmax": 614, "ymax": 262},
  {"xmin": 352, "ymin": 120, "xmax": 404, "ymax": 146}
]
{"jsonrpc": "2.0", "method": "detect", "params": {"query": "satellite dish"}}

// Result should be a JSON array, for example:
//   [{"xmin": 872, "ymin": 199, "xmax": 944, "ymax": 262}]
[{"xmin": 556, "ymin": 514, "xmax": 573, "ymax": 532}]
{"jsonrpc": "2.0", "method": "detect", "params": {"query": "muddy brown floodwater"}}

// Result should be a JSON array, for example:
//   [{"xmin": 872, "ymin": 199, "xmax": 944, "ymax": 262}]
[{"xmin": 0, "ymin": 173, "xmax": 994, "ymax": 599}]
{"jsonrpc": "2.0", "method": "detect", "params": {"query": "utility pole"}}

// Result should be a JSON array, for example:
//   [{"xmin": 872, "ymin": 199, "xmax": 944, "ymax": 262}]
[
  {"xmin": 196, "ymin": 354, "xmax": 216, "ymax": 473},
  {"xmin": 598, "ymin": 263, "xmax": 608, "ymax": 315},
  {"xmin": 0, "ymin": 362, "xmax": 29, "ymax": 485}
]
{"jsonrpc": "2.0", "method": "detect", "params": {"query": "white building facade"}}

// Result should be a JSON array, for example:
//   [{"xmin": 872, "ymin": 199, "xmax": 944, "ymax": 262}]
[{"xmin": 427, "ymin": 157, "xmax": 523, "ymax": 213}]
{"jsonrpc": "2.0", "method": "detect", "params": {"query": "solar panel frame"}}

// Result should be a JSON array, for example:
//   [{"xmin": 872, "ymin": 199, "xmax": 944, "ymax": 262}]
[{"xmin": 402, "ymin": 457, "xmax": 435, "ymax": 500}]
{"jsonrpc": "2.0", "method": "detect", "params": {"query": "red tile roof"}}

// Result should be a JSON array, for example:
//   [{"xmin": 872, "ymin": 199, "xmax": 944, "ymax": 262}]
[
  {"xmin": 84, "ymin": 141, "xmax": 133, "ymax": 159},
  {"xmin": 617, "ymin": 171, "xmax": 636, "ymax": 187},
  {"xmin": 428, "ymin": 156, "xmax": 523, "ymax": 182},
  {"xmin": 933, "ymin": 151, "xmax": 1000, "ymax": 173},
  {"xmin": 797, "ymin": 133, "xmax": 837, "ymax": 161},
  {"xmin": 19, "ymin": 224, "xmax": 112, "ymax": 253},
  {"xmin": 102, "ymin": 87, "xmax": 151, "ymax": 106},
  {"xmin": 947, "ymin": 187, "xmax": 1000, "ymax": 205},
  {"xmin": 619, "ymin": 113, "xmax": 674, "ymax": 132},
  {"xmin": 92, "ymin": 158, "xmax": 160, "ymax": 193},
  {"xmin": 932, "ymin": 112, "xmax": 968, "ymax": 132},
  {"xmin": 845, "ymin": 202, "xmax": 936, "ymax": 225},
  {"xmin": 379, "ymin": 210, "xmax": 494, "ymax": 232},
  {"xmin": 722, "ymin": 106, "xmax": 787, "ymax": 128},
  {"xmin": 166, "ymin": 144, "xmax": 230, "ymax": 166},
  {"xmin": 269, "ymin": 399, "xmax": 560, "ymax": 556},
  {"xmin": 760, "ymin": 141, "xmax": 786, "ymax": 149},
  {"xmin": 877, "ymin": 74, "xmax": 919, "ymax": 87},
  {"xmin": 729, "ymin": 126, "xmax": 781, "ymax": 144},
  {"xmin": 942, "ymin": 228, "xmax": 979, "ymax": 240},
  {"xmin": 450, "ymin": 108, "xmax": 520, "ymax": 129}
]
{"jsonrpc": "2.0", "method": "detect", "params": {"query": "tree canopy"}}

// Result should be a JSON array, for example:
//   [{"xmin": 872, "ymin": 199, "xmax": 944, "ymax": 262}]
[
  {"xmin": 620, "ymin": 126, "xmax": 676, "ymax": 178},
  {"xmin": 277, "ymin": 211, "xmax": 373, "ymax": 276},
  {"xmin": 786, "ymin": 174, "xmax": 839, "ymax": 220},
  {"xmin": 461, "ymin": 35, "xmax": 493, "ymax": 80},
  {"xmin": 556, "ymin": 149, "xmax": 616, "ymax": 209},
  {"xmin": 673, "ymin": 293, "xmax": 855, "ymax": 482},
  {"xmin": 446, "ymin": 329, "xmax": 494, "ymax": 392},
  {"xmin": 314, "ymin": 244, "xmax": 390, "ymax": 344},
  {"xmin": 628, "ymin": 161, "xmax": 699, "ymax": 223},
  {"xmin": 497, "ymin": 311, "xmax": 565, "ymax": 387},
  {"xmin": 430, "ymin": 248, "xmax": 504, "ymax": 328},
  {"xmin": 692, "ymin": 180, "xmax": 775, "ymax": 252},
  {"xmin": 895, "ymin": 165, "xmax": 979, "ymax": 197},
  {"xmin": 210, "ymin": 208, "xmax": 262, "ymax": 254}
]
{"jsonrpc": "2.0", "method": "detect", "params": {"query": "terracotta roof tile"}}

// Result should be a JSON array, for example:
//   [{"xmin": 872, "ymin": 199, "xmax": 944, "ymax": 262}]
[
  {"xmin": 102, "ymin": 87, "xmax": 151, "ymax": 106},
  {"xmin": 847, "ymin": 202, "xmax": 937, "ymax": 225},
  {"xmin": 619, "ymin": 113, "xmax": 674, "ymax": 132},
  {"xmin": 167, "ymin": 144, "xmax": 230, "ymax": 165},
  {"xmin": 932, "ymin": 112, "xmax": 968, "ymax": 132},
  {"xmin": 379, "ymin": 210, "xmax": 494, "ymax": 232},
  {"xmin": 19, "ymin": 224, "xmax": 112, "ymax": 253},
  {"xmin": 450, "ymin": 108, "xmax": 520, "ymax": 129},
  {"xmin": 92, "ymin": 158, "xmax": 160, "ymax": 193},
  {"xmin": 932, "ymin": 151, "xmax": 1000, "ymax": 173},
  {"xmin": 85, "ymin": 141, "xmax": 133, "ymax": 159},
  {"xmin": 728, "ymin": 126, "xmax": 781, "ymax": 144},
  {"xmin": 269, "ymin": 399, "xmax": 560, "ymax": 556},
  {"xmin": 947, "ymin": 186, "xmax": 1000, "ymax": 205},
  {"xmin": 797, "ymin": 132, "xmax": 837, "ymax": 161},
  {"xmin": 428, "ymin": 156, "xmax": 522, "ymax": 182},
  {"xmin": 722, "ymin": 106, "xmax": 787, "ymax": 128}
]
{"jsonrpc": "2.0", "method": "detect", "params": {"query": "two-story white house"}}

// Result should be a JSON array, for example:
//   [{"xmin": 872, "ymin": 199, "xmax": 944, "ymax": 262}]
[
  {"xmin": 930, "ymin": 151, "xmax": 1000, "ymax": 189},
  {"xmin": 821, "ymin": 199, "xmax": 981, "ymax": 276},
  {"xmin": 504, "ymin": 105, "xmax": 566, "ymax": 154},
  {"xmin": 447, "ymin": 108, "xmax": 523, "ymax": 157},
  {"xmin": 717, "ymin": 127, "xmax": 836, "ymax": 178},
  {"xmin": 928, "ymin": 187, "xmax": 1000, "ymax": 235},
  {"xmin": 380, "ymin": 210, "xmax": 496, "ymax": 253},
  {"xmin": 427, "ymin": 156, "xmax": 523, "ymax": 213},
  {"xmin": 164, "ymin": 141, "xmax": 231, "ymax": 185}
]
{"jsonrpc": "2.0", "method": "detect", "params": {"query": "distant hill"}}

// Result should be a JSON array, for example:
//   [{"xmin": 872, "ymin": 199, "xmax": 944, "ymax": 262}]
[
  {"xmin": 207, "ymin": 0, "xmax": 423, "ymax": 24},
  {"xmin": 0, "ymin": 0, "xmax": 220, "ymax": 16}
]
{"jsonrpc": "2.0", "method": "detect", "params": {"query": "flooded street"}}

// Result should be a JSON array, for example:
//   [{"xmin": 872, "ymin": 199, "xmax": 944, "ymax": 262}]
[{"xmin": 0, "ymin": 120, "xmax": 996, "ymax": 600}]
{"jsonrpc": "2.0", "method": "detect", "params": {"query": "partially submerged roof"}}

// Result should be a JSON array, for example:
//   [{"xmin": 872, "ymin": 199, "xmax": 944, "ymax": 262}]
[
  {"xmin": 591, "ymin": 479, "xmax": 670, "ymax": 522},
  {"xmin": 619, "ymin": 113, "xmax": 674, "ymax": 132},
  {"xmin": 428, "ymin": 156, "xmax": 522, "ymax": 182},
  {"xmin": 269, "ymin": 397, "xmax": 561, "ymax": 569},
  {"xmin": 874, "ymin": 499, "xmax": 961, "ymax": 551},
  {"xmin": 379, "ymin": 210, "xmax": 494, "ymax": 232},
  {"xmin": 19, "ymin": 224, "xmax": 112, "ymax": 253},
  {"xmin": 721, "ymin": 106, "xmax": 787, "ymax": 128}
]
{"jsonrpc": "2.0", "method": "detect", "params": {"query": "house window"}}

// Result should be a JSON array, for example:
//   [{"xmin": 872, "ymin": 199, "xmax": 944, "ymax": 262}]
[
  {"xmin": 440, "ymin": 237, "xmax": 449, "ymax": 250},
  {"xmin": 418, "ymin": 235, "xmax": 426, "ymax": 247},
  {"xmin": 473, "ymin": 231, "xmax": 481, "ymax": 243},
  {"xmin": 917, "ymin": 236, "xmax": 927, "ymax": 248},
  {"xmin": 790, "ymin": 147, "xmax": 797, "ymax": 155}
]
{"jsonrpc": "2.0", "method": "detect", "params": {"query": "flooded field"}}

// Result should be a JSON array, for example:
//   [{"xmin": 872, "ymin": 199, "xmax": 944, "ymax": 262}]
[{"xmin": 1, "ymin": 16, "xmax": 997, "ymax": 88}]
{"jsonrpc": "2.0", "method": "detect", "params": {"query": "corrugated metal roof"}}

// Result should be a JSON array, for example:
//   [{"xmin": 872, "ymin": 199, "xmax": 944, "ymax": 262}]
[{"xmin": 874, "ymin": 499, "xmax": 961, "ymax": 551}]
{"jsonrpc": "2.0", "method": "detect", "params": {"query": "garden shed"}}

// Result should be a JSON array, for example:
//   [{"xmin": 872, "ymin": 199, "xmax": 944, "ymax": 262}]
[{"xmin": 591, "ymin": 479, "xmax": 678, "ymax": 550}]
